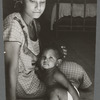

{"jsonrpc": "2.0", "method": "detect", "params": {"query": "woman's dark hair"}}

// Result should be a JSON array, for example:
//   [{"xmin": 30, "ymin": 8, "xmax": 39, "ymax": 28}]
[{"xmin": 14, "ymin": 0, "xmax": 24, "ymax": 13}]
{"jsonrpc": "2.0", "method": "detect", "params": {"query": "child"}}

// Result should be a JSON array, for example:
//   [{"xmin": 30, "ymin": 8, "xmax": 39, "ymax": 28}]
[{"xmin": 36, "ymin": 45, "xmax": 79, "ymax": 100}]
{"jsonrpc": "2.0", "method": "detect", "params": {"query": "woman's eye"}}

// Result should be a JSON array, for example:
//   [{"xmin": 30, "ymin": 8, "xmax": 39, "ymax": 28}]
[
  {"xmin": 30, "ymin": 0, "xmax": 35, "ymax": 3},
  {"xmin": 41, "ymin": 1, "xmax": 45, "ymax": 4}
]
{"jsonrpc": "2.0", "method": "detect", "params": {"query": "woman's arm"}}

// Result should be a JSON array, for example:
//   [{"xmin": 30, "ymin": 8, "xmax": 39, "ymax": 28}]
[
  {"xmin": 54, "ymin": 71, "xmax": 79, "ymax": 100},
  {"xmin": 4, "ymin": 42, "xmax": 21, "ymax": 100}
]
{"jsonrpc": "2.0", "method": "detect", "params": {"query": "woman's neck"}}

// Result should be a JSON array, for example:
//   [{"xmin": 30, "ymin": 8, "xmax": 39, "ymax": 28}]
[{"xmin": 21, "ymin": 12, "xmax": 34, "ymax": 25}]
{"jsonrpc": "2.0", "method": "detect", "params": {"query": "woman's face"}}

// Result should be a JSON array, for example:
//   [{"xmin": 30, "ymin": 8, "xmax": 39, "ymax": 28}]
[{"xmin": 23, "ymin": 0, "xmax": 46, "ymax": 19}]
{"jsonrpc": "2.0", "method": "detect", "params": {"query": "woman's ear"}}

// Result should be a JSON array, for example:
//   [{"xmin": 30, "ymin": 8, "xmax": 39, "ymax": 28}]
[{"xmin": 56, "ymin": 59, "xmax": 62, "ymax": 66}]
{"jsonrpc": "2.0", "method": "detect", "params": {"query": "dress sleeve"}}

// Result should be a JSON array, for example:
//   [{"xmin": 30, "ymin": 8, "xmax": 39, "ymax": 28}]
[
  {"xmin": 3, "ymin": 19, "xmax": 23, "ymax": 44},
  {"xmin": 59, "ymin": 61, "xmax": 92, "ymax": 89},
  {"xmin": 80, "ymin": 68, "xmax": 92, "ymax": 89}
]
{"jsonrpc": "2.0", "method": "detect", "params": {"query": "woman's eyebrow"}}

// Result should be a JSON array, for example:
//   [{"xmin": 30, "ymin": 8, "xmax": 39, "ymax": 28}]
[{"xmin": 41, "ymin": 0, "xmax": 46, "ymax": 2}]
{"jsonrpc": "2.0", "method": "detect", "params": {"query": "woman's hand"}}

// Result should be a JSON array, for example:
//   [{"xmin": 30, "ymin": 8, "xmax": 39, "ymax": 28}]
[{"xmin": 60, "ymin": 45, "xmax": 67, "ymax": 58}]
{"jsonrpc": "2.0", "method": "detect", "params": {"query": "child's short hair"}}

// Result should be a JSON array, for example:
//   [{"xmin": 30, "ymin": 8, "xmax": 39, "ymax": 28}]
[{"xmin": 40, "ymin": 43, "xmax": 64, "ymax": 59}]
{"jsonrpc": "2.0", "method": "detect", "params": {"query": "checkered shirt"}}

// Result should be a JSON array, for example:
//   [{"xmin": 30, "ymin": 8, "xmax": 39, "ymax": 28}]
[{"xmin": 58, "ymin": 61, "xmax": 92, "ymax": 89}]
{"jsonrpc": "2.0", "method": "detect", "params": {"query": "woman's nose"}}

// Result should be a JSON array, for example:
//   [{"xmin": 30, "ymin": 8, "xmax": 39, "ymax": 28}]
[{"xmin": 35, "ymin": 2, "xmax": 41, "ymax": 11}]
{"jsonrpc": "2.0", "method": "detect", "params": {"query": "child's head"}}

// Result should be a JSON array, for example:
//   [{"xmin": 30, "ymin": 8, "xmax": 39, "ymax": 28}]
[
  {"xmin": 14, "ymin": 0, "xmax": 46, "ymax": 19},
  {"xmin": 40, "ymin": 45, "xmax": 63, "ymax": 69}
]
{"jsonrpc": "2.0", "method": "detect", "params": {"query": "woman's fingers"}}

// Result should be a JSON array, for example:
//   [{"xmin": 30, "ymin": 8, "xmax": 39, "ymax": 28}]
[{"xmin": 60, "ymin": 45, "xmax": 67, "ymax": 58}]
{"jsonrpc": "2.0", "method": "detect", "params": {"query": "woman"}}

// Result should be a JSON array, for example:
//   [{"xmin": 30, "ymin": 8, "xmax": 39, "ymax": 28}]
[{"xmin": 3, "ymin": 0, "xmax": 46, "ymax": 100}]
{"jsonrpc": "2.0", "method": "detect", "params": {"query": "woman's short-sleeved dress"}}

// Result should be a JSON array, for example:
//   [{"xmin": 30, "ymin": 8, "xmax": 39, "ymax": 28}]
[{"xmin": 3, "ymin": 13, "xmax": 46, "ymax": 98}]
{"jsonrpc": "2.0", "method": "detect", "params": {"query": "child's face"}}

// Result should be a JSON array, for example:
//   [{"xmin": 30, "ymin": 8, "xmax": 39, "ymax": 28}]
[
  {"xmin": 40, "ymin": 49, "xmax": 59, "ymax": 69},
  {"xmin": 23, "ymin": 0, "xmax": 46, "ymax": 19}
]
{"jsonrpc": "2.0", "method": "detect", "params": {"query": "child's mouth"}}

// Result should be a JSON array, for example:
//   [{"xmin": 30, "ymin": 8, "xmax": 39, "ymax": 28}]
[{"xmin": 43, "ymin": 62, "xmax": 49, "ymax": 66}]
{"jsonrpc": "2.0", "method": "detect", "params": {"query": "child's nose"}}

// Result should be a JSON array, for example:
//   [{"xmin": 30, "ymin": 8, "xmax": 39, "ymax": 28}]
[
  {"xmin": 44, "ymin": 58, "xmax": 47, "ymax": 61},
  {"xmin": 44, "ymin": 58, "xmax": 49, "ymax": 62}
]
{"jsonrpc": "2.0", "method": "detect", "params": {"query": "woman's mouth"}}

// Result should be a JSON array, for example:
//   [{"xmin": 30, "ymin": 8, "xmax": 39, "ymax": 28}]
[{"xmin": 33, "ymin": 12, "xmax": 41, "ymax": 13}]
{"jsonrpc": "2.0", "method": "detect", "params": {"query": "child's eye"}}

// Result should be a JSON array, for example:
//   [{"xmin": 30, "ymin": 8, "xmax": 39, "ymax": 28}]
[
  {"xmin": 49, "ymin": 57, "xmax": 54, "ymax": 60},
  {"xmin": 41, "ymin": 56, "xmax": 46, "ymax": 60}
]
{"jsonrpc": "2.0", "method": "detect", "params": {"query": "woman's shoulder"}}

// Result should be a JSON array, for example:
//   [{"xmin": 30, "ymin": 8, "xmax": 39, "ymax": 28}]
[
  {"xmin": 3, "ymin": 12, "xmax": 24, "ymax": 31},
  {"xmin": 3, "ymin": 13, "xmax": 24, "ymax": 42},
  {"xmin": 4, "ymin": 12, "xmax": 24, "ymax": 26},
  {"xmin": 59, "ymin": 61, "xmax": 83, "ymax": 71},
  {"xmin": 4, "ymin": 12, "xmax": 21, "ymax": 22}
]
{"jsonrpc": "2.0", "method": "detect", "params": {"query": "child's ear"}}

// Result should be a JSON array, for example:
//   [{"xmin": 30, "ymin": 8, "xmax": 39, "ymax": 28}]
[{"xmin": 56, "ymin": 59, "xmax": 62, "ymax": 66}]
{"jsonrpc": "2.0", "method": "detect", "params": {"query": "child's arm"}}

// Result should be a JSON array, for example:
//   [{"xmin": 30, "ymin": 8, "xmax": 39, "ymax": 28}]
[{"xmin": 54, "ymin": 71, "xmax": 79, "ymax": 100}]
